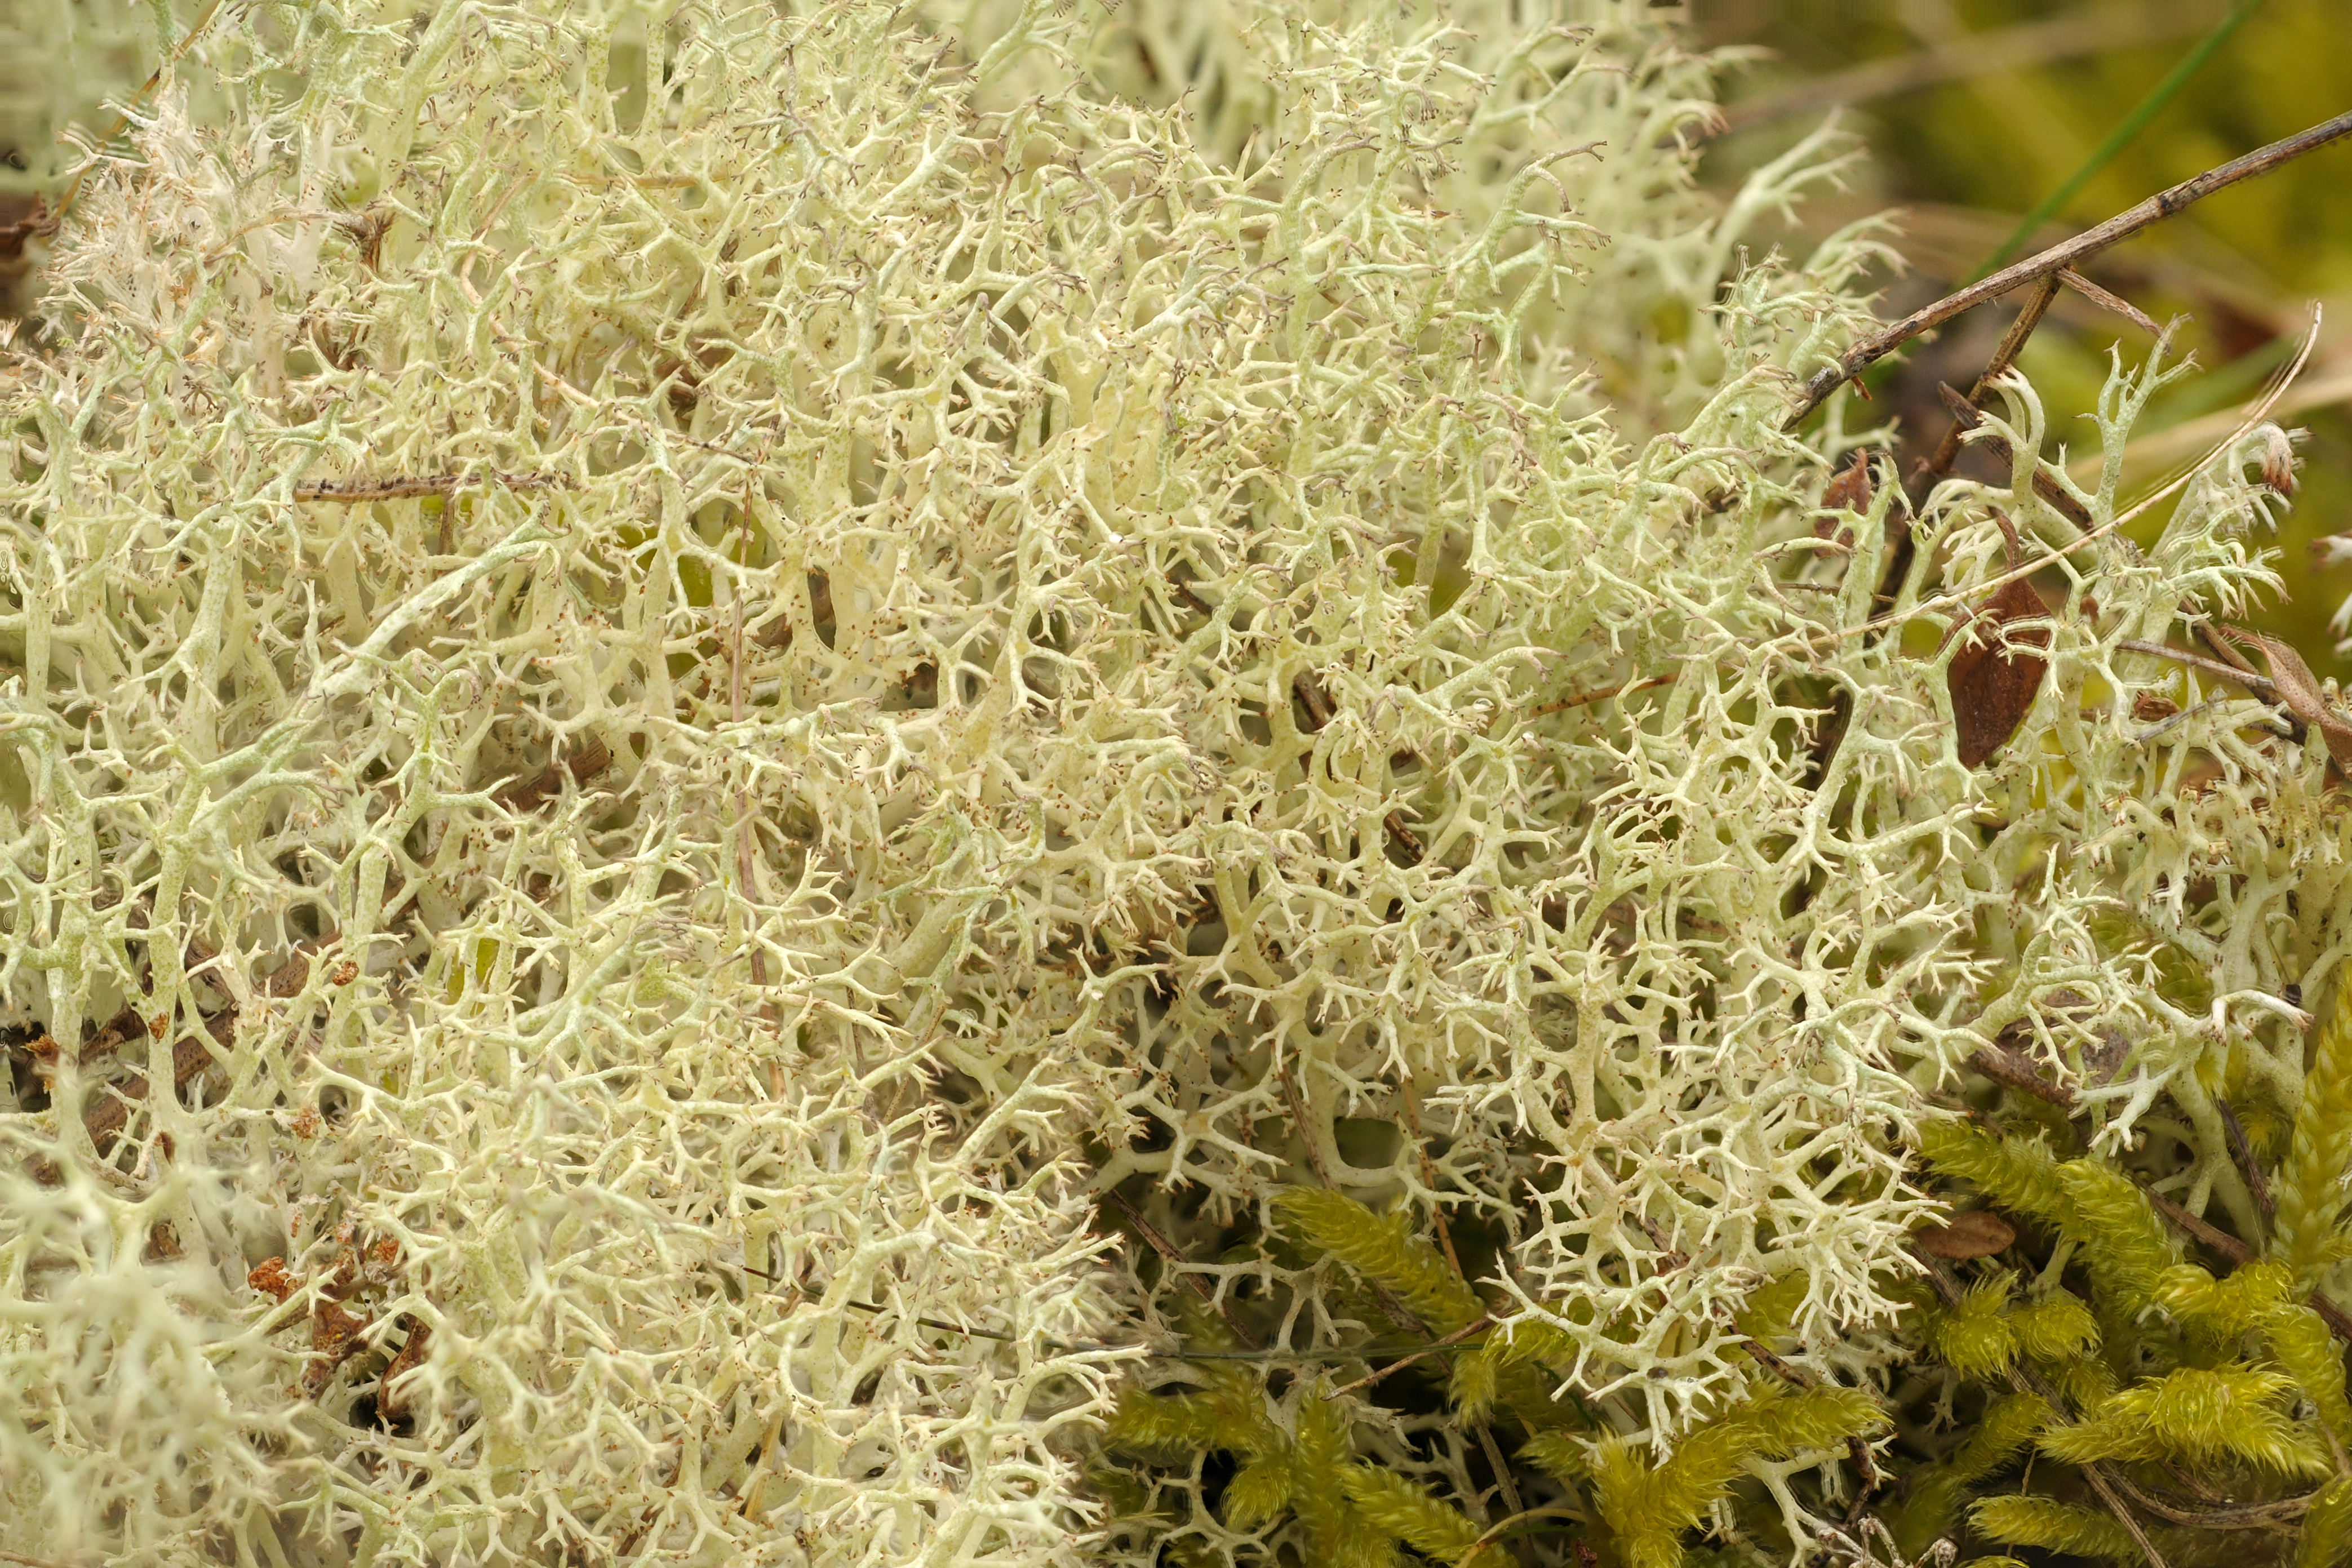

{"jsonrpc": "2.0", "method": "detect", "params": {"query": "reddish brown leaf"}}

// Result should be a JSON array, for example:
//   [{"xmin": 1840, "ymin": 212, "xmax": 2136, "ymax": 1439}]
[
  {"xmin": 2224, "ymin": 628, "xmax": 2352, "ymax": 774},
  {"xmin": 495, "ymin": 735, "xmax": 614, "ymax": 814},
  {"xmin": 259, "ymin": 943, "xmax": 322, "ymax": 998},
  {"xmin": 1816, "ymin": 451, "xmax": 1873, "ymax": 540},
  {"xmin": 0, "ymin": 193, "xmax": 54, "ymax": 264},
  {"xmin": 1948, "ymin": 576, "xmax": 2051, "ymax": 768},
  {"xmin": 1918, "ymin": 1210, "xmax": 2016, "ymax": 1260},
  {"xmin": 378, "ymin": 1315, "xmax": 434, "ymax": 1423},
  {"xmin": 1825, "ymin": 450, "xmax": 1873, "ymax": 510},
  {"xmin": 307, "ymin": 1300, "xmax": 371, "ymax": 1394}
]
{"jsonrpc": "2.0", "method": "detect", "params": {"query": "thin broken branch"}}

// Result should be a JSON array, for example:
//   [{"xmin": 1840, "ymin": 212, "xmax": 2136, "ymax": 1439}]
[
  {"xmin": 293, "ymin": 470, "xmax": 569, "ymax": 503},
  {"xmin": 1969, "ymin": 1041, "xmax": 2076, "ymax": 1111},
  {"xmin": 1787, "ymin": 106, "xmax": 2352, "ymax": 424},
  {"xmin": 2217, "ymin": 1098, "xmax": 2274, "ymax": 1221},
  {"xmin": 1915, "ymin": 274, "xmax": 2063, "ymax": 496},
  {"xmin": 2058, "ymin": 268, "xmax": 2160, "ymax": 335},
  {"xmin": 1933, "ymin": 381, "xmax": 2095, "ymax": 528},
  {"xmin": 1527, "ymin": 674, "xmax": 1674, "ymax": 718},
  {"xmin": 1324, "ymin": 1314, "xmax": 1494, "ymax": 1398},
  {"xmin": 1100, "ymin": 1188, "xmax": 1263, "ymax": 1351},
  {"xmin": 494, "ymin": 736, "xmax": 613, "ymax": 814}
]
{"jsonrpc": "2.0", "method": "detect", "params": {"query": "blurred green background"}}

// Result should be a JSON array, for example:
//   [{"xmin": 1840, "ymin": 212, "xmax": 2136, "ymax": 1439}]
[
  {"xmin": 1695, "ymin": 0, "xmax": 2352, "ymax": 672},
  {"xmin": 7, "ymin": 0, "xmax": 2351, "ymax": 663}
]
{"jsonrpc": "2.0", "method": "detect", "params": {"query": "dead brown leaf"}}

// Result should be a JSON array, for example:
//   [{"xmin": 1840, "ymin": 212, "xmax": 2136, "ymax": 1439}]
[
  {"xmin": 1917, "ymin": 1210, "xmax": 2016, "ymax": 1259},
  {"xmin": 1816, "ymin": 450, "xmax": 1874, "ymax": 541},
  {"xmin": 1949, "ymin": 576, "xmax": 2051, "ymax": 768},
  {"xmin": 2222, "ymin": 628, "xmax": 2352, "ymax": 773},
  {"xmin": 378, "ymin": 1315, "xmax": 433, "ymax": 1423}
]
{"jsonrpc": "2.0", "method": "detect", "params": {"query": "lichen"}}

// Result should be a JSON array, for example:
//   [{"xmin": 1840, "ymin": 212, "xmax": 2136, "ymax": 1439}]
[{"xmin": 0, "ymin": 1, "xmax": 2336, "ymax": 1565}]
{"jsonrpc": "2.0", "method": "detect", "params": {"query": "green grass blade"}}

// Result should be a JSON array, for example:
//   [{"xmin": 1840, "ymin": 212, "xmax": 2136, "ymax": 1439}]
[{"xmin": 1976, "ymin": 0, "xmax": 2268, "ymax": 277}]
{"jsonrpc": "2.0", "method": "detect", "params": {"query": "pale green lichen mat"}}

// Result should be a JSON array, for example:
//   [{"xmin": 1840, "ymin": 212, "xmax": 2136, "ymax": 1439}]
[{"xmin": 0, "ymin": 0, "xmax": 2327, "ymax": 1564}]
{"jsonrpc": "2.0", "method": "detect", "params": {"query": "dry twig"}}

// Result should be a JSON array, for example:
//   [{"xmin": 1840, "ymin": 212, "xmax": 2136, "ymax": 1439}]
[
  {"xmin": 293, "ymin": 471, "xmax": 567, "ymax": 503},
  {"xmin": 1787, "ymin": 107, "xmax": 2352, "ymax": 424},
  {"xmin": 1967, "ymin": 1041, "xmax": 2076, "ymax": 1111},
  {"xmin": 2217, "ymin": 1098, "xmax": 2274, "ymax": 1221},
  {"xmin": 1100, "ymin": 1188, "xmax": 1263, "ymax": 1350},
  {"xmin": 2057, "ymin": 268, "xmax": 2162, "ymax": 335},
  {"xmin": 1914, "ymin": 275, "xmax": 2063, "ymax": 496},
  {"xmin": 1324, "ymin": 1314, "xmax": 1494, "ymax": 1398}
]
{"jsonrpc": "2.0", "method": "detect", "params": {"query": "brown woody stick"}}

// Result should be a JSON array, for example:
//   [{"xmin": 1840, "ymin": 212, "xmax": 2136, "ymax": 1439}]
[
  {"xmin": 1934, "ymin": 385, "xmax": 2102, "ymax": 535},
  {"xmin": 2216, "ymin": 1097, "xmax": 2275, "ymax": 1220},
  {"xmin": 1806, "ymin": 279, "xmax": 2067, "ymax": 795},
  {"xmin": 1916, "ymin": 274, "xmax": 2063, "ymax": 496},
  {"xmin": 2059, "ymin": 268, "xmax": 2162, "ymax": 335},
  {"xmin": 2115, "ymin": 638, "xmax": 2295, "ymax": 729},
  {"xmin": 294, "ymin": 471, "xmax": 567, "ymax": 502},
  {"xmin": 1968, "ymin": 1041, "xmax": 2078, "ymax": 1111},
  {"xmin": 1397, "ymin": 1074, "xmax": 1465, "ymax": 1279},
  {"xmin": 1100, "ymin": 1188, "xmax": 1263, "ymax": 1350},
  {"xmin": 1324, "ymin": 1313, "xmax": 1493, "ymax": 1398},
  {"xmin": 494, "ymin": 736, "xmax": 612, "ymax": 814},
  {"xmin": 1787, "ymin": 106, "xmax": 2352, "ymax": 425},
  {"xmin": 1527, "ymin": 674, "xmax": 1674, "ymax": 718}
]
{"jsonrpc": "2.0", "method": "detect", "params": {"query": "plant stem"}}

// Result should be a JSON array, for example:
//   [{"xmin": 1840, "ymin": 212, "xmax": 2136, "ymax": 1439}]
[
  {"xmin": 1786, "ymin": 108, "xmax": 2352, "ymax": 423},
  {"xmin": 1977, "ymin": 0, "xmax": 2267, "ymax": 277}
]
